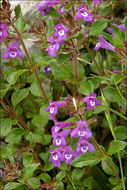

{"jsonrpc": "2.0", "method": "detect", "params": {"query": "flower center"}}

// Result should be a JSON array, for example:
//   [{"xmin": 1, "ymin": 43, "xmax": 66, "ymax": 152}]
[
  {"xmin": 55, "ymin": 126, "xmax": 59, "ymax": 132},
  {"xmin": 65, "ymin": 153, "xmax": 72, "ymax": 160},
  {"xmin": 81, "ymin": 144, "xmax": 88, "ymax": 153},
  {"xmin": 78, "ymin": 127, "xmax": 86, "ymax": 137},
  {"xmin": 0, "ymin": 31, "xmax": 2, "ymax": 36},
  {"xmin": 81, "ymin": 12, "xmax": 88, "ymax": 17},
  {"xmin": 10, "ymin": 51, "xmax": 17, "ymax": 58},
  {"xmin": 47, "ymin": 67, "xmax": 51, "ymax": 71},
  {"xmin": 53, "ymin": 153, "xmax": 58, "ymax": 160},
  {"xmin": 50, "ymin": 107, "xmax": 55, "ymax": 114},
  {"xmin": 58, "ymin": 29, "xmax": 65, "ymax": 36},
  {"xmin": 90, "ymin": 100, "xmax": 95, "ymax": 107},
  {"xmin": 56, "ymin": 137, "xmax": 62, "ymax": 145},
  {"xmin": 50, "ymin": 45, "xmax": 55, "ymax": 50},
  {"xmin": 96, "ymin": 42, "xmax": 100, "ymax": 47}
]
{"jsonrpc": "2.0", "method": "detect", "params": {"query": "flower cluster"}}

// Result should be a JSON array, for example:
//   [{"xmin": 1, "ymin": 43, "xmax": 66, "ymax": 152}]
[
  {"xmin": 0, "ymin": 24, "xmax": 8, "ymax": 42},
  {"xmin": 46, "ymin": 23, "xmax": 68, "ymax": 57},
  {"xmin": 46, "ymin": 93, "xmax": 101, "ymax": 167}
]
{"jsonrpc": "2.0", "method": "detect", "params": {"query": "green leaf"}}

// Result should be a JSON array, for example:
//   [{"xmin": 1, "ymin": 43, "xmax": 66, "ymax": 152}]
[
  {"xmin": 111, "ymin": 74, "xmax": 125, "ymax": 85},
  {"xmin": 50, "ymin": 63, "xmax": 74, "ymax": 83},
  {"xmin": 55, "ymin": 182, "xmax": 64, "ymax": 190},
  {"xmin": 46, "ymin": 18, "xmax": 55, "ymax": 37},
  {"xmin": 30, "ymin": 82, "xmax": 42, "ymax": 97},
  {"xmin": 47, "ymin": 7, "xmax": 60, "ymax": 17},
  {"xmin": 0, "ymin": 118, "xmax": 12, "ymax": 137},
  {"xmin": 56, "ymin": 170, "xmax": 65, "ymax": 183},
  {"xmin": 38, "ymin": 173, "xmax": 51, "ymax": 183},
  {"xmin": 103, "ymin": 86, "xmax": 126, "ymax": 108},
  {"xmin": 89, "ymin": 19, "xmax": 108, "ymax": 36},
  {"xmin": 78, "ymin": 81, "xmax": 93, "ymax": 96},
  {"xmin": 7, "ymin": 69, "xmax": 27, "ymax": 85},
  {"xmin": 5, "ymin": 128, "xmax": 25, "ymax": 144},
  {"xmin": 11, "ymin": 88, "xmax": 29, "ymax": 107},
  {"xmin": 114, "ymin": 126, "xmax": 127, "ymax": 140},
  {"xmin": 27, "ymin": 177, "xmax": 40, "ymax": 189},
  {"xmin": 4, "ymin": 182, "xmax": 22, "ymax": 190},
  {"xmin": 44, "ymin": 161, "xmax": 54, "ymax": 171},
  {"xmin": 39, "ymin": 152, "xmax": 49, "ymax": 163},
  {"xmin": 91, "ymin": 52, "xmax": 103, "ymax": 74},
  {"xmin": 22, "ymin": 152, "xmax": 33, "ymax": 167},
  {"xmin": 101, "ymin": 157, "xmax": 119, "ymax": 176},
  {"xmin": 24, "ymin": 163, "xmax": 40, "ymax": 179},
  {"xmin": 124, "ymin": 16, "xmax": 127, "ymax": 30},
  {"xmin": 71, "ymin": 151, "xmax": 100, "ymax": 167},
  {"xmin": 32, "ymin": 114, "xmax": 48, "ymax": 128},
  {"xmin": 14, "ymin": 4, "xmax": 21, "ymax": 18},
  {"xmin": 108, "ymin": 140, "xmax": 126, "ymax": 155},
  {"xmin": 72, "ymin": 169, "xmax": 84, "ymax": 181},
  {"xmin": 15, "ymin": 15, "xmax": 26, "ymax": 33}
]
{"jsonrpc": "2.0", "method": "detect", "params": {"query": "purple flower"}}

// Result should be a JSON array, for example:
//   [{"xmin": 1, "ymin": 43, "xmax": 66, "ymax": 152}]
[
  {"xmin": 0, "ymin": 169, "xmax": 3, "ymax": 175},
  {"xmin": 114, "ymin": 24, "xmax": 126, "ymax": 32},
  {"xmin": 61, "ymin": 146, "xmax": 78, "ymax": 164},
  {"xmin": 107, "ymin": 27, "xmax": 114, "ymax": 37},
  {"xmin": 75, "ymin": 5, "xmax": 93, "ymax": 22},
  {"xmin": 84, "ymin": 29, "xmax": 89, "ymax": 38},
  {"xmin": 83, "ymin": 93, "xmax": 101, "ymax": 110},
  {"xmin": 0, "ymin": 24, "xmax": 8, "ymax": 42},
  {"xmin": 53, "ymin": 129, "xmax": 70, "ymax": 147},
  {"xmin": 46, "ymin": 36, "xmax": 63, "ymax": 57},
  {"xmin": 3, "ymin": 40, "xmax": 23, "ymax": 59},
  {"xmin": 52, "ymin": 121, "xmax": 72, "ymax": 137},
  {"xmin": 58, "ymin": 5, "xmax": 65, "ymax": 15},
  {"xmin": 46, "ymin": 100, "xmax": 67, "ymax": 120},
  {"xmin": 49, "ymin": 148, "xmax": 63, "ymax": 167},
  {"xmin": 71, "ymin": 120, "xmax": 92, "ymax": 138},
  {"xmin": 54, "ymin": 24, "xmax": 69, "ymax": 40},
  {"xmin": 94, "ymin": 34, "xmax": 115, "ymax": 52},
  {"xmin": 44, "ymin": 65, "xmax": 52, "ymax": 75},
  {"xmin": 76, "ymin": 139, "xmax": 95, "ymax": 154},
  {"xmin": 34, "ymin": 0, "xmax": 59, "ymax": 16},
  {"xmin": 92, "ymin": 0, "xmax": 103, "ymax": 4}
]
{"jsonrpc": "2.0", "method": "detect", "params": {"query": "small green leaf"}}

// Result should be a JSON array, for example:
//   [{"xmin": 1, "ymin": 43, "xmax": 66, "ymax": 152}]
[
  {"xmin": 89, "ymin": 19, "xmax": 108, "ymax": 36},
  {"xmin": 38, "ymin": 173, "xmax": 51, "ymax": 183},
  {"xmin": 30, "ymin": 82, "xmax": 42, "ymax": 97},
  {"xmin": 7, "ymin": 69, "xmax": 27, "ymax": 85},
  {"xmin": 27, "ymin": 177, "xmax": 40, "ymax": 189},
  {"xmin": 4, "ymin": 182, "xmax": 22, "ymax": 190},
  {"xmin": 101, "ymin": 157, "xmax": 119, "ymax": 176},
  {"xmin": 47, "ymin": 7, "xmax": 60, "ymax": 17},
  {"xmin": 91, "ymin": 52, "xmax": 103, "ymax": 74},
  {"xmin": 46, "ymin": 18, "xmax": 55, "ymax": 37},
  {"xmin": 71, "ymin": 151, "xmax": 100, "ymax": 167},
  {"xmin": 22, "ymin": 152, "xmax": 33, "ymax": 167},
  {"xmin": 56, "ymin": 170, "xmax": 65, "ymax": 183},
  {"xmin": 111, "ymin": 74, "xmax": 125, "ymax": 85},
  {"xmin": 32, "ymin": 114, "xmax": 48, "ymax": 128},
  {"xmin": 15, "ymin": 15, "xmax": 26, "ymax": 33},
  {"xmin": 78, "ymin": 81, "xmax": 93, "ymax": 96},
  {"xmin": 114, "ymin": 126, "xmax": 127, "ymax": 140},
  {"xmin": 72, "ymin": 169, "xmax": 84, "ymax": 181},
  {"xmin": 124, "ymin": 16, "xmax": 127, "ymax": 30},
  {"xmin": 0, "ymin": 118, "xmax": 12, "ymax": 137},
  {"xmin": 44, "ymin": 161, "xmax": 54, "ymax": 171},
  {"xmin": 11, "ymin": 88, "xmax": 29, "ymax": 107},
  {"xmin": 14, "ymin": 4, "xmax": 21, "ymax": 18},
  {"xmin": 108, "ymin": 140, "xmax": 126, "ymax": 155},
  {"xmin": 5, "ymin": 128, "xmax": 25, "ymax": 144},
  {"xmin": 24, "ymin": 163, "xmax": 40, "ymax": 179}
]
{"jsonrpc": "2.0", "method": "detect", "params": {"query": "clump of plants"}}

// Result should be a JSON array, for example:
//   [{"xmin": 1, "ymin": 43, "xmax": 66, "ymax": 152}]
[{"xmin": 0, "ymin": 0, "xmax": 127, "ymax": 190}]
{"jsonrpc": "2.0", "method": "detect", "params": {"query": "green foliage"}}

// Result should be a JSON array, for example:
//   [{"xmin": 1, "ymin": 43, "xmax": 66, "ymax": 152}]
[
  {"xmin": 89, "ymin": 19, "xmax": 108, "ymax": 36},
  {"xmin": 108, "ymin": 140, "xmax": 126, "ymax": 155},
  {"xmin": 0, "ymin": 118, "xmax": 12, "ymax": 137}
]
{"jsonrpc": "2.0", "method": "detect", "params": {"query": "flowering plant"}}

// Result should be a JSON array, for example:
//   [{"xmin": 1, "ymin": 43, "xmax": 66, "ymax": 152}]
[{"xmin": 0, "ymin": 0, "xmax": 127, "ymax": 190}]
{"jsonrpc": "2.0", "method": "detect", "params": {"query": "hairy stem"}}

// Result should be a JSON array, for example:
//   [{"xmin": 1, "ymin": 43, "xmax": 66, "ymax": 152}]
[
  {"xmin": 0, "ymin": 98, "xmax": 31, "ymax": 132},
  {"xmin": 84, "ymin": 39, "xmax": 103, "ymax": 76},
  {"xmin": 11, "ymin": 23, "xmax": 47, "ymax": 103},
  {"xmin": 73, "ymin": 53, "xmax": 78, "ymax": 81}
]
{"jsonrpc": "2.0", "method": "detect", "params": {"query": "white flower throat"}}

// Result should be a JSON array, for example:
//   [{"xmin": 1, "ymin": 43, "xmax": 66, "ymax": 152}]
[
  {"xmin": 53, "ymin": 153, "xmax": 58, "ymax": 160},
  {"xmin": 90, "ymin": 100, "xmax": 95, "ymax": 107},
  {"xmin": 56, "ymin": 137, "xmax": 62, "ymax": 145},
  {"xmin": 58, "ymin": 29, "xmax": 64, "ymax": 36},
  {"xmin": 81, "ymin": 145, "xmax": 88, "ymax": 153},
  {"xmin": 81, "ymin": 12, "xmax": 88, "ymax": 17},
  {"xmin": 0, "ymin": 31, "xmax": 2, "ymax": 36},
  {"xmin": 10, "ymin": 51, "xmax": 17, "ymax": 58},
  {"xmin": 50, "ymin": 107, "xmax": 55, "ymax": 113}
]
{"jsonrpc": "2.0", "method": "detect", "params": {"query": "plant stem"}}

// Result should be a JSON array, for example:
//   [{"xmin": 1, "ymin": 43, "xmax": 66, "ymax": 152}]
[
  {"xmin": 24, "ymin": 181, "xmax": 35, "ymax": 190},
  {"xmin": 77, "ymin": 57, "xmax": 92, "ymax": 65},
  {"xmin": 67, "ymin": 174, "xmax": 77, "ymax": 190},
  {"xmin": 84, "ymin": 39, "xmax": 103, "ymax": 76},
  {"xmin": 73, "ymin": 53, "xmax": 78, "ymax": 81},
  {"xmin": 0, "ymin": 98, "xmax": 31, "ymax": 132},
  {"xmin": 11, "ymin": 23, "xmax": 48, "ymax": 103}
]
